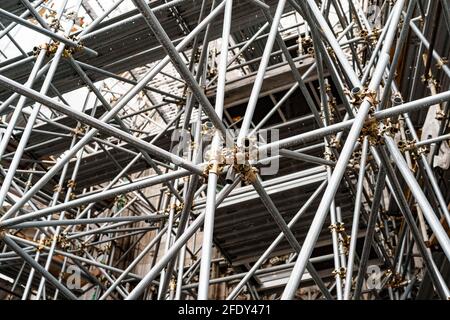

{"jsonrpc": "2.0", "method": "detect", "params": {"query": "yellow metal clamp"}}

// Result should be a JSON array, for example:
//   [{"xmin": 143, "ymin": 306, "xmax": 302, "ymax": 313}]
[
  {"xmin": 329, "ymin": 136, "xmax": 341, "ymax": 149},
  {"xmin": 235, "ymin": 164, "xmax": 258, "ymax": 185},
  {"xmin": 340, "ymin": 235, "xmax": 351, "ymax": 255},
  {"xmin": 169, "ymin": 279, "xmax": 176, "ymax": 291},
  {"xmin": 329, "ymin": 222, "xmax": 345, "ymax": 233},
  {"xmin": 436, "ymin": 57, "xmax": 449, "ymax": 70},
  {"xmin": 351, "ymin": 88, "xmax": 378, "ymax": 107},
  {"xmin": 388, "ymin": 273, "xmax": 406, "ymax": 288},
  {"xmin": 203, "ymin": 161, "xmax": 224, "ymax": 176},
  {"xmin": 332, "ymin": 267, "xmax": 346, "ymax": 279},
  {"xmin": 397, "ymin": 139, "xmax": 428, "ymax": 159},
  {"xmin": 368, "ymin": 28, "xmax": 381, "ymax": 45},
  {"xmin": 72, "ymin": 125, "xmax": 86, "ymax": 137},
  {"xmin": 323, "ymin": 150, "xmax": 334, "ymax": 161},
  {"xmin": 359, "ymin": 28, "xmax": 369, "ymax": 39}
]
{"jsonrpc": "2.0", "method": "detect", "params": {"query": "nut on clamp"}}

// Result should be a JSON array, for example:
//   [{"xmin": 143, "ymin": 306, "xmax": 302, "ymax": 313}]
[
  {"xmin": 329, "ymin": 135, "xmax": 341, "ymax": 149},
  {"xmin": 33, "ymin": 42, "xmax": 60, "ymax": 57},
  {"xmin": 326, "ymin": 101, "xmax": 337, "ymax": 123},
  {"xmin": 397, "ymin": 139, "xmax": 415, "ymax": 152},
  {"xmin": 329, "ymin": 222, "xmax": 345, "ymax": 233},
  {"xmin": 380, "ymin": 119, "xmax": 399, "ymax": 137},
  {"xmin": 209, "ymin": 161, "xmax": 222, "ymax": 175},
  {"xmin": 203, "ymin": 161, "xmax": 223, "ymax": 185},
  {"xmin": 237, "ymin": 164, "xmax": 258, "ymax": 185},
  {"xmin": 436, "ymin": 57, "xmax": 449, "ymax": 70},
  {"xmin": 299, "ymin": 36, "xmax": 313, "ymax": 55},
  {"xmin": 72, "ymin": 125, "xmax": 86, "ymax": 137},
  {"xmin": 323, "ymin": 150, "xmax": 335, "ymax": 162},
  {"xmin": 359, "ymin": 28, "xmax": 369, "ymax": 40},
  {"xmin": 350, "ymin": 87, "xmax": 365, "ymax": 106},
  {"xmin": 349, "ymin": 149, "xmax": 362, "ymax": 169},
  {"xmin": 435, "ymin": 108, "xmax": 446, "ymax": 121},
  {"xmin": 36, "ymin": 239, "xmax": 45, "ymax": 252},
  {"xmin": 52, "ymin": 183, "xmax": 63, "ymax": 193},
  {"xmin": 388, "ymin": 272, "xmax": 405, "ymax": 288},
  {"xmin": 332, "ymin": 267, "xmax": 347, "ymax": 279},
  {"xmin": 203, "ymin": 156, "xmax": 224, "ymax": 178},
  {"xmin": 57, "ymin": 233, "xmax": 70, "ymax": 249},
  {"xmin": 201, "ymin": 121, "xmax": 215, "ymax": 137},
  {"xmin": 203, "ymin": 139, "xmax": 227, "ymax": 178},
  {"xmin": 340, "ymin": 234, "xmax": 351, "ymax": 255},
  {"xmin": 169, "ymin": 278, "xmax": 176, "ymax": 291},
  {"xmin": 359, "ymin": 28, "xmax": 373, "ymax": 46},
  {"xmin": 350, "ymin": 87, "xmax": 378, "ymax": 109},
  {"xmin": 37, "ymin": 235, "xmax": 50, "ymax": 252},
  {"xmin": 64, "ymin": 35, "xmax": 87, "ymax": 58},
  {"xmin": 169, "ymin": 203, "xmax": 184, "ymax": 213},
  {"xmin": 326, "ymin": 46, "xmax": 335, "ymax": 58},
  {"xmin": 67, "ymin": 179, "xmax": 77, "ymax": 190}
]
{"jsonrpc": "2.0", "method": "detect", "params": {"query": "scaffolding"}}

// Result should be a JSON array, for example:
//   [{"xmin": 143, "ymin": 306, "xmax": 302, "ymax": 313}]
[{"xmin": 0, "ymin": 0, "xmax": 449, "ymax": 300}]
